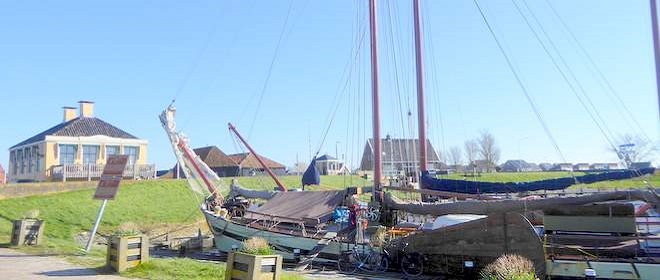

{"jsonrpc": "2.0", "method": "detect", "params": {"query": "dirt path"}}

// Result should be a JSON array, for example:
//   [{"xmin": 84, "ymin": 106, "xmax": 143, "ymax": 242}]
[{"xmin": 0, "ymin": 248, "xmax": 125, "ymax": 280}]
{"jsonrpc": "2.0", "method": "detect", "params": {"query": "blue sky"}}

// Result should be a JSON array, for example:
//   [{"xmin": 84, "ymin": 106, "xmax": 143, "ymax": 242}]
[{"xmin": 0, "ymin": 0, "xmax": 658, "ymax": 171}]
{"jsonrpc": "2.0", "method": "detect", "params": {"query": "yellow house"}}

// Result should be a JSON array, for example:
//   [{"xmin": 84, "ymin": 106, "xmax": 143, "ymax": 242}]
[{"xmin": 7, "ymin": 101, "xmax": 154, "ymax": 182}]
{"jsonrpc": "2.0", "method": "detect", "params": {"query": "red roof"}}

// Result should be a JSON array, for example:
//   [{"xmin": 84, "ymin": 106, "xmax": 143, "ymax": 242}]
[{"xmin": 227, "ymin": 153, "xmax": 285, "ymax": 169}]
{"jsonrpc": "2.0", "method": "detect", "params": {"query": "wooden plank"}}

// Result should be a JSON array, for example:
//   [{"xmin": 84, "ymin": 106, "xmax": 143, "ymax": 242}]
[{"xmin": 544, "ymin": 216, "xmax": 637, "ymax": 234}]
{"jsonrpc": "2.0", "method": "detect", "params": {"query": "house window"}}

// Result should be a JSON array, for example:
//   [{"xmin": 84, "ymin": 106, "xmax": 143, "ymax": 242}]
[
  {"xmin": 105, "ymin": 145, "xmax": 120, "ymax": 158},
  {"xmin": 26, "ymin": 147, "xmax": 32, "ymax": 173},
  {"xmin": 83, "ymin": 145, "xmax": 100, "ymax": 165},
  {"xmin": 59, "ymin": 144, "xmax": 77, "ymax": 165},
  {"xmin": 33, "ymin": 146, "xmax": 40, "ymax": 172},
  {"xmin": 17, "ymin": 149, "xmax": 24, "ymax": 174},
  {"xmin": 10, "ymin": 151, "xmax": 16, "ymax": 175},
  {"xmin": 124, "ymin": 146, "xmax": 139, "ymax": 165}
]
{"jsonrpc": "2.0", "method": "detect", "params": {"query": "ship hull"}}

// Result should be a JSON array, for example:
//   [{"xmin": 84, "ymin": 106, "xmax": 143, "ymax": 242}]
[{"xmin": 203, "ymin": 211, "xmax": 351, "ymax": 261}]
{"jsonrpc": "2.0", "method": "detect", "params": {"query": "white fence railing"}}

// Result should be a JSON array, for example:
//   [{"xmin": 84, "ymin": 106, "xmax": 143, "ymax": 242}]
[{"xmin": 51, "ymin": 164, "xmax": 157, "ymax": 182}]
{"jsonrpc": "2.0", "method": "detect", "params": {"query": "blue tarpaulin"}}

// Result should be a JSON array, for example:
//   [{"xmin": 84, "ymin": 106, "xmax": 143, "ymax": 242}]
[
  {"xmin": 422, "ymin": 168, "xmax": 656, "ymax": 194},
  {"xmin": 302, "ymin": 158, "xmax": 321, "ymax": 186}
]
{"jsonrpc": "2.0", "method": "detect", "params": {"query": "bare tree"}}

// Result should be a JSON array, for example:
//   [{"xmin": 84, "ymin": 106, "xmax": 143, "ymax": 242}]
[
  {"xmin": 478, "ymin": 131, "xmax": 501, "ymax": 172},
  {"xmin": 464, "ymin": 140, "xmax": 478, "ymax": 166},
  {"xmin": 611, "ymin": 133, "xmax": 658, "ymax": 167},
  {"xmin": 448, "ymin": 146, "xmax": 463, "ymax": 167}
]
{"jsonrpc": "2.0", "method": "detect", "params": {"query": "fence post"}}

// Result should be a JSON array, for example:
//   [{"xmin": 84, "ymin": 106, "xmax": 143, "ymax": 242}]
[
  {"xmin": 63, "ymin": 165, "xmax": 67, "ymax": 182},
  {"xmin": 87, "ymin": 164, "xmax": 92, "ymax": 181}
]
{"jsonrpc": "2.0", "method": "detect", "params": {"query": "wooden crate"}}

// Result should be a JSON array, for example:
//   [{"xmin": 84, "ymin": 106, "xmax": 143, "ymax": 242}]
[
  {"xmin": 225, "ymin": 252, "xmax": 283, "ymax": 280},
  {"xmin": 11, "ymin": 219, "xmax": 45, "ymax": 246},
  {"xmin": 107, "ymin": 235, "xmax": 149, "ymax": 272}
]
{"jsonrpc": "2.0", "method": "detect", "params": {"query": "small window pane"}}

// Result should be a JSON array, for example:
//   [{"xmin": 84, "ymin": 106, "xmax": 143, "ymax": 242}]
[
  {"xmin": 83, "ymin": 145, "xmax": 100, "ymax": 165},
  {"xmin": 123, "ymin": 146, "xmax": 139, "ymax": 165},
  {"xmin": 59, "ymin": 144, "xmax": 77, "ymax": 165},
  {"xmin": 106, "ymin": 146, "xmax": 120, "ymax": 157}
]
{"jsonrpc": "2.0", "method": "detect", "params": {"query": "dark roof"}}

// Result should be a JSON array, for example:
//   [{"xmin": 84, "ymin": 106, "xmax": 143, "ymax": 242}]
[
  {"xmin": 11, "ymin": 117, "xmax": 138, "ymax": 149},
  {"xmin": 500, "ymin": 160, "xmax": 540, "ymax": 172},
  {"xmin": 192, "ymin": 146, "xmax": 237, "ymax": 167},
  {"xmin": 360, "ymin": 138, "xmax": 441, "ymax": 170},
  {"xmin": 228, "ymin": 153, "xmax": 285, "ymax": 169},
  {"xmin": 317, "ymin": 154, "xmax": 337, "ymax": 161}
]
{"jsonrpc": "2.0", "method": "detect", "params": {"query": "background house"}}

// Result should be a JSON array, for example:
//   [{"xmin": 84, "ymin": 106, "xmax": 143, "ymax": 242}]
[
  {"xmin": 0, "ymin": 163, "xmax": 5, "ymax": 184},
  {"xmin": 500, "ymin": 160, "xmax": 541, "ymax": 172},
  {"xmin": 359, "ymin": 136, "xmax": 444, "ymax": 177},
  {"xmin": 630, "ymin": 162, "xmax": 653, "ymax": 169},
  {"xmin": 172, "ymin": 146, "xmax": 287, "ymax": 178},
  {"xmin": 538, "ymin": 163, "xmax": 554, "ymax": 171},
  {"xmin": 315, "ymin": 154, "xmax": 350, "ymax": 175},
  {"xmin": 551, "ymin": 163, "xmax": 573, "ymax": 171},
  {"xmin": 469, "ymin": 159, "xmax": 495, "ymax": 173},
  {"xmin": 573, "ymin": 163, "xmax": 590, "ymax": 171},
  {"xmin": 191, "ymin": 146, "xmax": 239, "ymax": 177},
  {"xmin": 590, "ymin": 163, "xmax": 620, "ymax": 170},
  {"xmin": 7, "ymin": 101, "xmax": 154, "ymax": 182},
  {"xmin": 227, "ymin": 153, "xmax": 286, "ymax": 176}
]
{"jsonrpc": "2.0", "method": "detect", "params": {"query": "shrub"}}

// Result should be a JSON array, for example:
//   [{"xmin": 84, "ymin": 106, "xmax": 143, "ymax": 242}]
[
  {"xmin": 480, "ymin": 254, "xmax": 536, "ymax": 280},
  {"xmin": 240, "ymin": 237, "xmax": 273, "ymax": 255}
]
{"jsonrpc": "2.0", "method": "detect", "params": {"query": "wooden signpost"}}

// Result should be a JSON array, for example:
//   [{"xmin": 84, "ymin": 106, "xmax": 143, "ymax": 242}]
[{"xmin": 85, "ymin": 155, "xmax": 129, "ymax": 253}]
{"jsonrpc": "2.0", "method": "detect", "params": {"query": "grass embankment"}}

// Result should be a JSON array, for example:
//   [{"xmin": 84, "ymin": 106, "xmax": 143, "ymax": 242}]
[
  {"xmin": 0, "ymin": 175, "xmax": 365, "ymax": 279},
  {"xmin": 441, "ymin": 171, "xmax": 659, "ymax": 190}
]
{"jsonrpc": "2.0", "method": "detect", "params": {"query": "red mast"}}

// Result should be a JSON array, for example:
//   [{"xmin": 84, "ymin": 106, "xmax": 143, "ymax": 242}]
[
  {"xmin": 370, "ymin": 0, "xmax": 383, "ymax": 202},
  {"xmin": 228, "ymin": 122, "xmax": 288, "ymax": 191},
  {"xmin": 650, "ymin": 0, "xmax": 660, "ymax": 119},
  {"xmin": 413, "ymin": 0, "xmax": 428, "ymax": 182}
]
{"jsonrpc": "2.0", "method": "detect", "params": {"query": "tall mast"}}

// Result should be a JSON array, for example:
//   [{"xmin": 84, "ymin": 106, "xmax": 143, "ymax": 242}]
[
  {"xmin": 369, "ymin": 0, "xmax": 383, "ymax": 201},
  {"xmin": 413, "ymin": 0, "xmax": 428, "ymax": 183},
  {"xmin": 651, "ymin": 0, "xmax": 660, "ymax": 119},
  {"xmin": 228, "ymin": 122, "xmax": 288, "ymax": 192}
]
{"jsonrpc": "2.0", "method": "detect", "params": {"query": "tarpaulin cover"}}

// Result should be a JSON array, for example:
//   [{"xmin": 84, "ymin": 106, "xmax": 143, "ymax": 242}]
[
  {"xmin": 422, "ymin": 168, "xmax": 656, "ymax": 194},
  {"xmin": 302, "ymin": 158, "xmax": 321, "ymax": 186},
  {"xmin": 244, "ymin": 190, "xmax": 346, "ymax": 225}
]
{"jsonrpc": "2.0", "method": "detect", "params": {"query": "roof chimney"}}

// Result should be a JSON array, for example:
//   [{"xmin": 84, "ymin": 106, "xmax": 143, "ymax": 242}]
[
  {"xmin": 78, "ymin": 101, "xmax": 94, "ymax": 118},
  {"xmin": 63, "ymin": 107, "xmax": 77, "ymax": 122}
]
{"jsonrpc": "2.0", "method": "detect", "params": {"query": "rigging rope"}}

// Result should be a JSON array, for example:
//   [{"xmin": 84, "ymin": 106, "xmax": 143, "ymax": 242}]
[
  {"xmin": 246, "ymin": 0, "xmax": 296, "ymax": 139},
  {"xmin": 510, "ymin": 0, "xmax": 619, "ymax": 153},
  {"xmin": 542, "ymin": 0, "xmax": 652, "ymax": 142},
  {"xmin": 472, "ymin": 0, "xmax": 574, "ymax": 178}
]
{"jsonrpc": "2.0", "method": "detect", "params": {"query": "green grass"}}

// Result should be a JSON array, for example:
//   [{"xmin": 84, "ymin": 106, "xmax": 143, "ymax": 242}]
[
  {"xmin": 0, "ymin": 180, "xmax": 202, "ymax": 266},
  {"xmin": 121, "ymin": 258, "xmax": 304, "ymax": 280},
  {"xmin": 0, "ymin": 172, "xmax": 655, "ymax": 279},
  {"xmin": 0, "ymin": 175, "xmax": 364, "ymax": 278}
]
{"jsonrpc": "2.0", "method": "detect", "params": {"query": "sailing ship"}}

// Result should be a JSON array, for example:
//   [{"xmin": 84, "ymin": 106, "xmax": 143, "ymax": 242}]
[{"xmin": 160, "ymin": 0, "xmax": 659, "ymax": 277}]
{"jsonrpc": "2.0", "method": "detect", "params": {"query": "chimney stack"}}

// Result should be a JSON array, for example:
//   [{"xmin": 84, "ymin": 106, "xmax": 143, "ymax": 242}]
[
  {"xmin": 63, "ymin": 107, "xmax": 77, "ymax": 122},
  {"xmin": 78, "ymin": 101, "xmax": 95, "ymax": 118}
]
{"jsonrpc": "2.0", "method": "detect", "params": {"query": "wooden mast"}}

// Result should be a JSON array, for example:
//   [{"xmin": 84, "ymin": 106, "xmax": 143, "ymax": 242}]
[
  {"xmin": 413, "ymin": 0, "xmax": 428, "ymax": 185},
  {"xmin": 228, "ymin": 122, "xmax": 288, "ymax": 191},
  {"xmin": 370, "ymin": 0, "xmax": 383, "ymax": 201},
  {"xmin": 650, "ymin": 0, "xmax": 660, "ymax": 119}
]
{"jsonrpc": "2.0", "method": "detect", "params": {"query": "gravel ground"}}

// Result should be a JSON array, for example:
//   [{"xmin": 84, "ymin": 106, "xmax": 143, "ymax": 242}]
[{"xmin": 0, "ymin": 248, "xmax": 125, "ymax": 280}]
